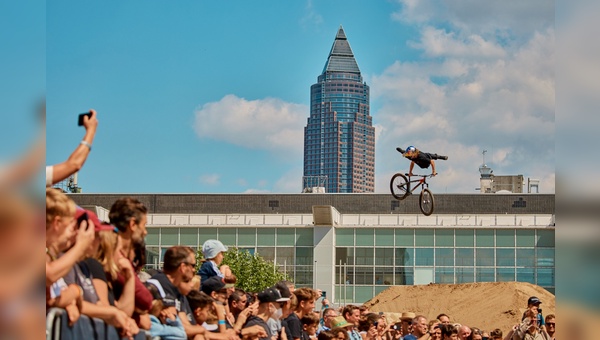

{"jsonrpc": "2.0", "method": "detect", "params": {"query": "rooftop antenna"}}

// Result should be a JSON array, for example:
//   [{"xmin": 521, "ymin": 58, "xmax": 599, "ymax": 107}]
[{"xmin": 482, "ymin": 149, "xmax": 487, "ymax": 165}]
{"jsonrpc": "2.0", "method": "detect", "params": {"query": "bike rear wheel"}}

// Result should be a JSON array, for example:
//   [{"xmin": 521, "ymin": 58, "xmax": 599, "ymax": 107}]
[
  {"xmin": 419, "ymin": 188, "xmax": 435, "ymax": 216},
  {"xmin": 390, "ymin": 173, "xmax": 410, "ymax": 200}
]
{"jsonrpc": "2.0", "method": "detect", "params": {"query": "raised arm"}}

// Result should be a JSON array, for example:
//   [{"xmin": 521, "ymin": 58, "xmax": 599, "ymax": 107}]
[{"xmin": 48, "ymin": 109, "xmax": 98, "ymax": 185}]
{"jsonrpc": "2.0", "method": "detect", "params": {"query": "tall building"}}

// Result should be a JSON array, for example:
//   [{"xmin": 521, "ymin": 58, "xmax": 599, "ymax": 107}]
[{"xmin": 303, "ymin": 26, "xmax": 375, "ymax": 193}]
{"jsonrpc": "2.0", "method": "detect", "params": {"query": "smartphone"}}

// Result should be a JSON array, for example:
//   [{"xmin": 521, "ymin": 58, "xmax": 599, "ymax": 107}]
[
  {"xmin": 78, "ymin": 112, "xmax": 92, "ymax": 126},
  {"xmin": 321, "ymin": 291, "xmax": 326, "ymax": 298},
  {"xmin": 76, "ymin": 212, "xmax": 88, "ymax": 228}
]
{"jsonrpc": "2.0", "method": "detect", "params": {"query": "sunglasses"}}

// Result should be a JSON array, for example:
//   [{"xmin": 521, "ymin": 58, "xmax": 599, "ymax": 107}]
[{"xmin": 546, "ymin": 322, "xmax": 555, "ymax": 327}]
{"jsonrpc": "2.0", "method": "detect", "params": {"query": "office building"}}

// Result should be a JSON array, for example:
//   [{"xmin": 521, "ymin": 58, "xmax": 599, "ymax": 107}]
[{"xmin": 303, "ymin": 26, "xmax": 375, "ymax": 193}]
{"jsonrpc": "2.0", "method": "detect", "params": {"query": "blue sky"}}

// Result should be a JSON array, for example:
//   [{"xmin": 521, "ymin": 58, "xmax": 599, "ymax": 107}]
[{"xmin": 34, "ymin": 1, "xmax": 555, "ymax": 193}]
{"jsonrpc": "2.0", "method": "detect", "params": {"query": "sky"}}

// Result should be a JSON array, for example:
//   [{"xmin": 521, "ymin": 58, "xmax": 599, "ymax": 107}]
[{"xmin": 10, "ymin": 0, "xmax": 557, "ymax": 194}]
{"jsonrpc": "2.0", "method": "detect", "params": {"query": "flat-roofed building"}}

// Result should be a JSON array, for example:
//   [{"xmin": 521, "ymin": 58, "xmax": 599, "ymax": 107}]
[{"xmin": 71, "ymin": 193, "xmax": 555, "ymax": 304}]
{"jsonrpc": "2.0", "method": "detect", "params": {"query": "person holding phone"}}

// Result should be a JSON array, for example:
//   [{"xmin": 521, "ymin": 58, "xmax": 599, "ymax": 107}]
[{"xmin": 46, "ymin": 109, "xmax": 98, "ymax": 186}]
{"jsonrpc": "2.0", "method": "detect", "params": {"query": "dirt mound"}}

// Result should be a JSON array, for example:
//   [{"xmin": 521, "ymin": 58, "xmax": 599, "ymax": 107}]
[{"xmin": 364, "ymin": 282, "xmax": 555, "ymax": 334}]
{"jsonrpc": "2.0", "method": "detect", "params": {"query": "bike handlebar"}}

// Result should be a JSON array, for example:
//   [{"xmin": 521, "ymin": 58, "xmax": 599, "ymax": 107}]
[{"xmin": 405, "ymin": 173, "xmax": 434, "ymax": 178}]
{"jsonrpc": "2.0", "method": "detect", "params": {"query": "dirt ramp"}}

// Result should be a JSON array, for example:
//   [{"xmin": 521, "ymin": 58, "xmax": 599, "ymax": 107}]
[{"xmin": 364, "ymin": 282, "xmax": 555, "ymax": 333}]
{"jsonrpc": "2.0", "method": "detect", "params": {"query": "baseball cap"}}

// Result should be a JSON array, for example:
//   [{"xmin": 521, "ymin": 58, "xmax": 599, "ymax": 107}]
[
  {"xmin": 201, "ymin": 276, "xmax": 233, "ymax": 295},
  {"xmin": 257, "ymin": 287, "xmax": 288, "ymax": 303},
  {"xmin": 75, "ymin": 207, "xmax": 115, "ymax": 232},
  {"xmin": 528, "ymin": 296, "xmax": 542, "ymax": 305},
  {"xmin": 202, "ymin": 239, "xmax": 228, "ymax": 259}
]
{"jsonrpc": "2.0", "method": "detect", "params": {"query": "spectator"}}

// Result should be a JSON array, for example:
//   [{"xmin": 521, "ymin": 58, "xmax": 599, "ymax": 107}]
[
  {"xmin": 359, "ymin": 306, "xmax": 370, "ymax": 318},
  {"xmin": 471, "ymin": 327, "xmax": 483, "ymax": 340},
  {"xmin": 357, "ymin": 313, "xmax": 380, "ymax": 340},
  {"xmin": 286, "ymin": 288, "xmax": 317, "ymax": 340},
  {"xmin": 428, "ymin": 322, "xmax": 442, "ymax": 340},
  {"xmin": 398, "ymin": 312, "xmax": 415, "ymax": 339},
  {"xmin": 228, "ymin": 288, "xmax": 248, "ymax": 326},
  {"xmin": 436, "ymin": 314, "xmax": 450, "ymax": 325},
  {"xmin": 45, "ymin": 188, "xmax": 94, "ymax": 325},
  {"xmin": 512, "ymin": 308, "xmax": 545, "ymax": 340},
  {"xmin": 318, "ymin": 308, "xmax": 338, "ymax": 335},
  {"xmin": 440, "ymin": 324, "xmax": 458, "ymax": 340},
  {"xmin": 332, "ymin": 327, "xmax": 350, "ymax": 340},
  {"xmin": 198, "ymin": 239, "xmax": 231, "ymax": 283},
  {"xmin": 109, "ymin": 197, "xmax": 153, "ymax": 318},
  {"xmin": 375, "ymin": 314, "xmax": 390, "ymax": 340},
  {"xmin": 63, "ymin": 208, "xmax": 139, "ymax": 336},
  {"xmin": 269, "ymin": 281, "xmax": 293, "ymax": 339},
  {"xmin": 145, "ymin": 280, "xmax": 187, "ymax": 340},
  {"xmin": 244, "ymin": 287, "xmax": 288, "ymax": 340},
  {"xmin": 46, "ymin": 109, "xmax": 98, "ymax": 186},
  {"xmin": 301, "ymin": 313, "xmax": 320, "ymax": 340},
  {"xmin": 457, "ymin": 325, "xmax": 471, "ymax": 340},
  {"xmin": 190, "ymin": 275, "xmax": 201, "ymax": 291},
  {"xmin": 201, "ymin": 276, "xmax": 233, "ymax": 305},
  {"xmin": 521, "ymin": 297, "xmax": 543, "ymax": 327},
  {"xmin": 341, "ymin": 305, "xmax": 362, "ymax": 340},
  {"xmin": 91, "ymin": 223, "xmax": 136, "ymax": 312},
  {"xmin": 318, "ymin": 330, "xmax": 338, "ymax": 340},
  {"xmin": 187, "ymin": 290, "xmax": 259, "ymax": 340},
  {"xmin": 151, "ymin": 245, "xmax": 206, "ymax": 339},
  {"xmin": 543, "ymin": 314, "xmax": 555, "ymax": 340},
  {"xmin": 226, "ymin": 288, "xmax": 258, "ymax": 334},
  {"xmin": 280, "ymin": 289, "xmax": 297, "ymax": 340},
  {"xmin": 489, "ymin": 329, "xmax": 502, "ymax": 340},
  {"xmin": 404, "ymin": 315, "xmax": 428, "ymax": 340}
]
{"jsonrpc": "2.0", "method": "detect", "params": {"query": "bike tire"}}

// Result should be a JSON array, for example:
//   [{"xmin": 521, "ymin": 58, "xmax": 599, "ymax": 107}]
[
  {"xmin": 419, "ymin": 188, "xmax": 435, "ymax": 216},
  {"xmin": 390, "ymin": 173, "xmax": 410, "ymax": 200}
]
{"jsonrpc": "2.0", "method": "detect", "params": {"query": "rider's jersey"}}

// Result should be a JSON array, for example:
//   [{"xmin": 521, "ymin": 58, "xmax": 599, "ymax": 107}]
[{"xmin": 410, "ymin": 152, "xmax": 434, "ymax": 169}]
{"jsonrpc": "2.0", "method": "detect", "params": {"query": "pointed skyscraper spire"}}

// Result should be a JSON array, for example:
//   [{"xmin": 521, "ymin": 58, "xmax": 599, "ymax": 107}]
[{"xmin": 322, "ymin": 26, "xmax": 361, "ymax": 74}]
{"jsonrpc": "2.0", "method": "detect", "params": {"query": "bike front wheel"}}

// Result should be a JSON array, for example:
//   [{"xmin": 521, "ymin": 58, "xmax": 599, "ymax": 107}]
[
  {"xmin": 390, "ymin": 173, "xmax": 410, "ymax": 200},
  {"xmin": 419, "ymin": 188, "xmax": 435, "ymax": 216}
]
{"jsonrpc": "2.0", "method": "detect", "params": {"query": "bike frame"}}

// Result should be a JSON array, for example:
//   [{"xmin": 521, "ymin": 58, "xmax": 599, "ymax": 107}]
[{"xmin": 405, "ymin": 174, "xmax": 431, "ymax": 194}]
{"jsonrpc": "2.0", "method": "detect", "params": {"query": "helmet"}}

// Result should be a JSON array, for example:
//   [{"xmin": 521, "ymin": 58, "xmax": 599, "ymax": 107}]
[{"xmin": 405, "ymin": 146, "xmax": 416, "ymax": 153}]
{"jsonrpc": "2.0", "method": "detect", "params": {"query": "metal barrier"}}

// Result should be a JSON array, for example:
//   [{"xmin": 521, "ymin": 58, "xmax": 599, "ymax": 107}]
[{"xmin": 46, "ymin": 308, "xmax": 149, "ymax": 340}]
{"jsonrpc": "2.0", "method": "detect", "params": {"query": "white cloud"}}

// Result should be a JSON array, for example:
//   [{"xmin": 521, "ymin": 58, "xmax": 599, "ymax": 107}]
[
  {"xmin": 391, "ymin": 0, "xmax": 553, "ymax": 38},
  {"xmin": 411, "ymin": 26, "xmax": 506, "ymax": 59},
  {"xmin": 193, "ymin": 94, "xmax": 307, "ymax": 158},
  {"xmin": 199, "ymin": 173, "xmax": 220, "ymax": 186}
]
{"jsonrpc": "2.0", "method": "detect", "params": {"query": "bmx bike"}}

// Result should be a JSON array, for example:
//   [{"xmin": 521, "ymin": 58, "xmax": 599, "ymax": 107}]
[{"xmin": 390, "ymin": 173, "xmax": 435, "ymax": 216}]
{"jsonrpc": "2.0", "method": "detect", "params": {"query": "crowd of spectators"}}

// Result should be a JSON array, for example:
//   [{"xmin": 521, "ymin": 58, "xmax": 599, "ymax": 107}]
[{"xmin": 45, "ymin": 187, "xmax": 557, "ymax": 340}]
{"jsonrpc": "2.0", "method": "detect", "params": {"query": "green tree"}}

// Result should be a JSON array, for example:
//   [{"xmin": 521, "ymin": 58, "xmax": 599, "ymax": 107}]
[{"xmin": 196, "ymin": 247, "xmax": 290, "ymax": 293}]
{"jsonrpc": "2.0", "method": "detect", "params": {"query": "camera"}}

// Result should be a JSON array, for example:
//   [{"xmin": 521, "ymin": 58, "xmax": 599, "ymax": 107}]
[
  {"xmin": 76, "ymin": 212, "xmax": 88, "ymax": 228},
  {"xmin": 391, "ymin": 325, "xmax": 400, "ymax": 331},
  {"xmin": 78, "ymin": 112, "xmax": 92, "ymax": 126}
]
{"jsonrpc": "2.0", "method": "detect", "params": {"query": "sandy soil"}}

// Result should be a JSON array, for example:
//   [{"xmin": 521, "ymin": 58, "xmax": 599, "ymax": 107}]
[{"xmin": 363, "ymin": 282, "xmax": 555, "ymax": 334}]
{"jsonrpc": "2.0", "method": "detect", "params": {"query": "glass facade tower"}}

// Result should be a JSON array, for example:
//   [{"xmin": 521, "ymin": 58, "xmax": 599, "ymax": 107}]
[{"xmin": 303, "ymin": 26, "xmax": 375, "ymax": 193}]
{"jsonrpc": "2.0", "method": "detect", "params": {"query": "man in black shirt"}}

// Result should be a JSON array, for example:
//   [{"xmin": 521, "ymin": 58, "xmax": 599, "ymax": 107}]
[
  {"xmin": 244, "ymin": 287, "xmax": 289, "ymax": 340},
  {"xmin": 397, "ymin": 146, "xmax": 448, "ymax": 176},
  {"xmin": 151, "ymin": 245, "xmax": 206, "ymax": 339}
]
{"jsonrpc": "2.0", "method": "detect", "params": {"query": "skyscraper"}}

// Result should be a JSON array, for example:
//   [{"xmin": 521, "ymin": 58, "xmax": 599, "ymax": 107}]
[{"xmin": 303, "ymin": 26, "xmax": 375, "ymax": 193}]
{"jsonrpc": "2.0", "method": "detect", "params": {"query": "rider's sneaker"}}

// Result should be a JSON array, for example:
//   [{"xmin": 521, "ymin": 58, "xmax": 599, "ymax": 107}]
[{"xmin": 441, "ymin": 155, "xmax": 448, "ymax": 160}]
